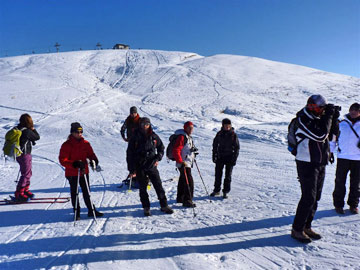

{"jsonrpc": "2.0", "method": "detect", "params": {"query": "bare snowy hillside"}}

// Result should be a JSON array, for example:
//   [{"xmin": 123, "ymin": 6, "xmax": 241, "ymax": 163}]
[{"xmin": 0, "ymin": 49, "xmax": 359, "ymax": 270}]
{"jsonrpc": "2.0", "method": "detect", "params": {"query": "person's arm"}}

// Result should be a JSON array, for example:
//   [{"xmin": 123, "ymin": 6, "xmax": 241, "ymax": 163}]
[{"xmin": 172, "ymin": 135, "xmax": 185, "ymax": 164}]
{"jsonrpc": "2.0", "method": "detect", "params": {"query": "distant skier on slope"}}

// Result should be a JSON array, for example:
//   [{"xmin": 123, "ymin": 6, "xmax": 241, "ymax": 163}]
[
  {"xmin": 211, "ymin": 118, "xmax": 240, "ymax": 199},
  {"xmin": 127, "ymin": 117, "xmax": 173, "ymax": 216},
  {"xmin": 291, "ymin": 95, "xmax": 339, "ymax": 243},
  {"xmin": 59, "ymin": 122, "xmax": 103, "ymax": 220},
  {"xmin": 12, "ymin": 114, "xmax": 40, "ymax": 201},
  {"xmin": 121, "ymin": 106, "xmax": 141, "ymax": 187},
  {"xmin": 172, "ymin": 121, "xmax": 197, "ymax": 208}
]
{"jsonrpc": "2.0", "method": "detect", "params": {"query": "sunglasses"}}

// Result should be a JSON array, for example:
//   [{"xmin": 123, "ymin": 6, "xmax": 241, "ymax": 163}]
[{"xmin": 75, "ymin": 130, "xmax": 83, "ymax": 134}]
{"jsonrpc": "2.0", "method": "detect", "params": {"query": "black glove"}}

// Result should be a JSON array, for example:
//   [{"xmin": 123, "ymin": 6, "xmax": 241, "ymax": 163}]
[
  {"xmin": 72, "ymin": 160, "xmax": 85, "ymax": 170},
  {"xmin": 212, "ymin": 155, "xmax": 217, "ymax": 163},
  {"xmin": 90, "ymin": 158, "xmax": 99, "ymax": 167},
  {"xmin": 329, "ymin": 153, "xmax": 335, "ymax": 164}
]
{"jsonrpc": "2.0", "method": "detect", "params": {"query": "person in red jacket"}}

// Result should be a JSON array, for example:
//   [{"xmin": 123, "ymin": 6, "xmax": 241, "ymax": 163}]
[
  {"xmin": 172, "ymin": 121, "xmax": 197, "ymax": 208},
  {"xmin": 59, "ymin": 122, "xmax": 103, "ymax": 220}
]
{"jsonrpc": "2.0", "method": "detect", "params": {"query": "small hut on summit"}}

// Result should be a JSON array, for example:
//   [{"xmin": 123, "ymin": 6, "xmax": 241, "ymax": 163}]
[{"xmin": 113, "ymin": 44, "xmax": 130, "ymax": 50}]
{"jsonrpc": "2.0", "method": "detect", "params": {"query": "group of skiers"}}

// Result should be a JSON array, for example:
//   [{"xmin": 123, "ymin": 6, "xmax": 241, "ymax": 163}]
[
  {"xmin": 3, "ymin": 95, "xmax": 359, "ymax": 244},
  {"xmin": 120, "ymin": 106, "xmax": 240, "ymax": 216}
]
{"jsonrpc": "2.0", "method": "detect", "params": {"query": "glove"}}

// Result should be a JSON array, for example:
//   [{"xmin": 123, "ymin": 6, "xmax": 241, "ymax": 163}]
[
  {"xmin": 72, "ymin": 160, "xmax": 85, "ymax": 170},
  {"xmin": 329, "ymin": 153, "xmax": 335, "ymax": 164},
  {"xmin": 212, "ymin": 155, "xmax": 217, "ymax": 163},
  {"xmin": 95, "ymin": 165, "xmax": 103, "ymax": 172}
]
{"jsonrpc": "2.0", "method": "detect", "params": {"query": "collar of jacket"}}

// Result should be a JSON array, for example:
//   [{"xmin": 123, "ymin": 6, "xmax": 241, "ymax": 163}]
[
  {"xmin": 69, "ymin": 135, "xmax": 85, "ymax": 143},
  {"xmin": 303, "ymin": 107, "xmax": 321, "ymax": 120},
  {"xmin": 345, "ymin": 113, "xmax": 360, "ymax": 125}
]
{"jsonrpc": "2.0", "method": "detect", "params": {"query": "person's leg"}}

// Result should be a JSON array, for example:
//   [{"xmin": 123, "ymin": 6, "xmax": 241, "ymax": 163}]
[
  {"xmin": 223, "ymin": 163, "xmax": 234, "ymax": 194},
  {"xmin": 147, "ymin": 167, "xmax": 168, "ymax": 207},
  {"xmin": 332, "ymin": 158, "xmax": 350, "ymax": 208},
  {"xmin": 347, "ymin": 160, "xmax": 360, "ymax": 208},
  {"xmin": 214, "ymin": 162, "xmax": 224, "ymax": 193}
]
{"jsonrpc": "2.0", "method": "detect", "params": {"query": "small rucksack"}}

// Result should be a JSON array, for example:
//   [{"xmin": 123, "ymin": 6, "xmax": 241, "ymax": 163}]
[
  {"xmin": 166, "ymin": 133, "xmax": 187, "ymax": 161},
  {"xmin": 3, "ymin": 127, "xmax": 25, "ymax": 159},
  {"xmin": 287, "ymin": 118, "xmax": 299, "ymax": 156}
]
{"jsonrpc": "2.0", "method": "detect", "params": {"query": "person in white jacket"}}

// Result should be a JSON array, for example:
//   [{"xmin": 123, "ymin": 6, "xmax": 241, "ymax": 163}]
[{"xmin": 331, "ymin": 103, "xmax": 360, "ymax": 214}]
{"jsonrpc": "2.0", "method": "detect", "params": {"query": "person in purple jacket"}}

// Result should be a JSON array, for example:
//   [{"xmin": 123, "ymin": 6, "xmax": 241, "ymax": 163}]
[{"xmin": 14, "ymin": 114, "xmax": 40, "ymax": 201}]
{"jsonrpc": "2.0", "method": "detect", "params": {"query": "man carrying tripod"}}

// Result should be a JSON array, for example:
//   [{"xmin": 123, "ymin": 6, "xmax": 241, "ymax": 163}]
[{"xmin": 291, "ymin": 95, "xmax": 339, "ymax": 243}]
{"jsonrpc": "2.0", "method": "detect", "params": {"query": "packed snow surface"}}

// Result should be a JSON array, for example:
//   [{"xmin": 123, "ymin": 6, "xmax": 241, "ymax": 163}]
[{"xmin": 0, "ymin": 49, "xmax": 359, "ymax": 270}]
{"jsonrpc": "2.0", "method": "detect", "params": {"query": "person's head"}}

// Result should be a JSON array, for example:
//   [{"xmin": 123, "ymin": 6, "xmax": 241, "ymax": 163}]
[
  {"xmin": 306, "ymin": 94, "xmax": 327, "ymax": 116},
  {"xmin": 222, "ymin": 118, "xmax": 232, "ymax": 131},
  {"xmin": 70, "ymin": 122, "xmax": 83, "ymax": 139},
  {"xmin": 130, "ymin": 106, "xmax": 138, "ymax": 118},
  {"xmin": 349, "ymin": 103, "xmax": 360, "ymax": 119},
  {"xmin": 19, "ymin": 114, "xmax": 33, "ymax": 129},
  {"xmin": 139, "ymin": 117, "xmax": 151, "ymax": 132},
  {"xmin": 184, "ymin": 121, "xmax": 194, "ymax": 135}
]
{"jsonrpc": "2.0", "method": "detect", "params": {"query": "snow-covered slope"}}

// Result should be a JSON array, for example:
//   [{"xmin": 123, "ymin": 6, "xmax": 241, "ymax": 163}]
[{"xmin": 0, "ymin": 49, "xmax": 359, "ymax": 270}]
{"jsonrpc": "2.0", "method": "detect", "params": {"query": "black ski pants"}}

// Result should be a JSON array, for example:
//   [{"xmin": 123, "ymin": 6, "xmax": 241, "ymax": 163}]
[
  {"xmin": 292, "ymin": 161, "xmax": 326, "ymax": 232},
  {"xmin": 214, "ymin": 161, "xmax": 234, "ymax": 193},
  {"xmin": 67, "ymin": 174, "xmax": 92, "ymax": 211},
  {"xmin": 137, "ymin": 166, "xmax": 168, "ymax": 209},
  {"xmin": 333, "ymin": 158, "xmax": 360, "ymax": 208},
  {"xmin": 177, "ymin": 167, "xmax": 194, "ymax": 204}
]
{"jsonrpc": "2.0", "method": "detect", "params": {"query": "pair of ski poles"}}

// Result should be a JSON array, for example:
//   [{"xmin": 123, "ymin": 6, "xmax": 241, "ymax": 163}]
[{"xmin": 73, "ymin": 168, "xmax": 97, "ymax": 226}]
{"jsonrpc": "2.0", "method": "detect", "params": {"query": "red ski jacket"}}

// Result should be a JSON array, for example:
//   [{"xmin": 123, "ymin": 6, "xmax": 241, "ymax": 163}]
[{"xmin": 59, "ymin": 135, "xmax": 98, "ymax": 177}]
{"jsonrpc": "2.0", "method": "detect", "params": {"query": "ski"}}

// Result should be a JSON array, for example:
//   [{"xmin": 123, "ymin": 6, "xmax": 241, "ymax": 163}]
[{"xmin": 0, "ymin": 196, "xmax": 70, "ymax": 205}]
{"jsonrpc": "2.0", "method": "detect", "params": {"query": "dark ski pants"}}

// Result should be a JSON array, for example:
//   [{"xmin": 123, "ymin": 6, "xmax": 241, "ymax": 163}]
[
  {"xmin": 67, "ymin": 174, "xmax": 93, "ymax": 211},
  {"xmin": 177, "ymin": 167, "xmax": 194, "ymax": 203},
  {"xmin": 214, "ymin": 161, "xmax": 233, "ymax": 193},
  {"xmin": 333, "ymin": 158, "xmax": 360, "ymax": 208},
  {"xmin": 137, "ymin": 167, "xmax": 168, "ymax": 209},
  {"xmin": 292, "ymin": 161, "xmax": 325, "ymax": 232}
]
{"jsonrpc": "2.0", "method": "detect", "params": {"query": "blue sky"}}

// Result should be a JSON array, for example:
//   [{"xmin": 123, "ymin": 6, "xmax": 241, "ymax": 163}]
[{"xmin": 0, "ymin": 0, "xmax": 359, "ymax": 77}]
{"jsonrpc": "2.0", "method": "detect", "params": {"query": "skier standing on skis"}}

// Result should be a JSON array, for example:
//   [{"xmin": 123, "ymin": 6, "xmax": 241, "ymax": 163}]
[
  {"xmin": 14, "ymin": 114, "xmax": 40, "ymax": 201},
  {"xmin": 172, "ymin": 121, "xmax": 197, "ymax": 208},
  {"xmin": 211, "ymin": 118, "xmax": 239, "ymax": 199},
  {"xmin": 121, "ymin": 106, "xmax": 141, "ymax": 187},
  {"xmin": 291, "ymin": 95, "xmax": 339, "ymax": 243},
  {"xmin": 331, "ymin": 102, "xmax": 360, "ymax": 215},
  {"xmin": 127, "ymin": 117, "xmax": 173, "ymax": 216},
  {"xmin": 59, "ymin": 122, "xmax": 103, "ymax": 220}
]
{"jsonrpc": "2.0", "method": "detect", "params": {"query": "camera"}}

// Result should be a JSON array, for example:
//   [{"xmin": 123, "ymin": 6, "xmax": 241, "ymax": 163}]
[{"xmin": 326, "ymin": 104, "xmax": 341, "ymax": 112}]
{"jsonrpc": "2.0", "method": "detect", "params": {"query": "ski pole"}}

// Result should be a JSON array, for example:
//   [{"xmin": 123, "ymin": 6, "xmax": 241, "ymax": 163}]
[
  {"xmin": 14, "ymin": 169, "xmax": 20, "ymax": 186},
  {"xmin": 84, "ymin": 173, "xmax": 97, "ymax": 223},
  {"xmin": 74, "ymin": 169, "xmax": 81, "ymax": 226},
  {"xmin": 194, "ymin": 159, "xmax": 212, "ymax": 202},
  {"xmin": 183, "ymin": 167, "xmax": 196, "ymax": 218}
]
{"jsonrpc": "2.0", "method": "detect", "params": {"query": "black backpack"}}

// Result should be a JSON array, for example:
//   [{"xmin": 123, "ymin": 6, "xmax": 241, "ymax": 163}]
[{"xmin": 166, "ymin": 134, "xmax": 187, "ymax": 161}]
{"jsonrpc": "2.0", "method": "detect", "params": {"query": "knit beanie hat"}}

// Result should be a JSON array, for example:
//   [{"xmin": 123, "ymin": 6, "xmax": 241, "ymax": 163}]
[
  {"xmin": 70, "ymin": 122, "xmax": 83, "ymax": 133},
  {"xmin": 222, "ymin": 118, "xmax": 231, "ymax": 126},
  {"xmin": 184, "ymin": 121, "xmax": 194, "ymax": 130},
  {"xmin": 130, "ymin": 106, "xmax": 137, "ymax": 114}
]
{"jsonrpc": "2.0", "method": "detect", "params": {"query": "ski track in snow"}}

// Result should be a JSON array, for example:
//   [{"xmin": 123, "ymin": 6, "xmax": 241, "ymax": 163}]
[{"xmin": 0, "ymin": 49, "xmax": 359, "ymax": 270}]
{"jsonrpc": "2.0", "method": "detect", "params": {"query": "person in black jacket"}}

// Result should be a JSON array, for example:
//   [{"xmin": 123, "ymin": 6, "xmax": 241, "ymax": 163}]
[
  {"xmin": 211, "ymin": 118, "xmax": 240, "ymax": 198},
  {"xmin": 291, "ymin": 94, "xmax": 338, "ymax": 243},
  {"xmin": 14, "ymin": 114, "xmax": 40, "ymax": 201},
  {"xmin": 127, "ymin": 117, "xmax": 173, "ymax": 216}
]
